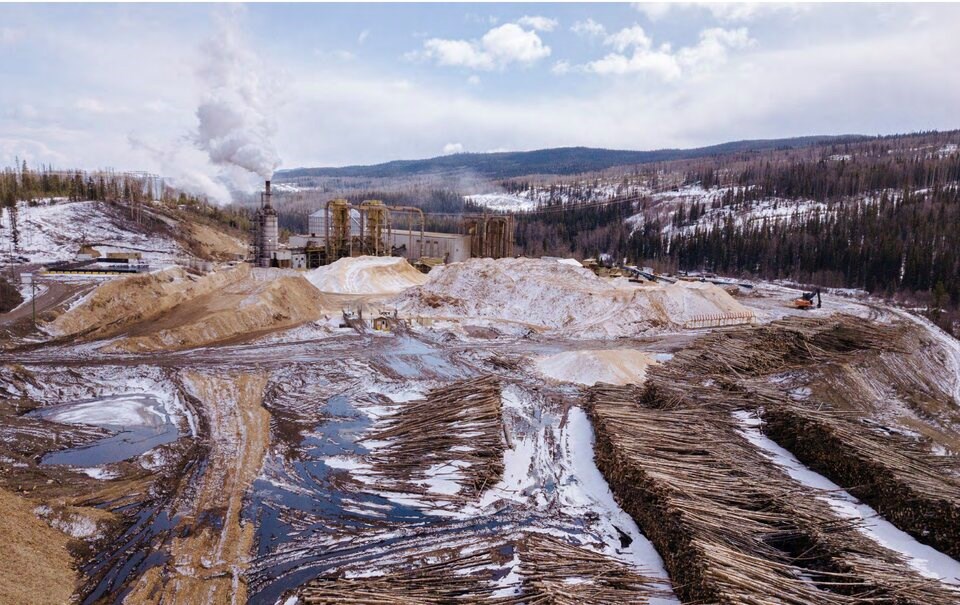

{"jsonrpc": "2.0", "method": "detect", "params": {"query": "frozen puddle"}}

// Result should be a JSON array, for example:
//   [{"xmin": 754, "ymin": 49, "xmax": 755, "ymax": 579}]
[
  {"xmin": 33, "ymin": 393, "xmax": 180, "ymax": 466},
  {"xmin": 735, "ymin": 410, "xmax": 960, "ymax": 587}
]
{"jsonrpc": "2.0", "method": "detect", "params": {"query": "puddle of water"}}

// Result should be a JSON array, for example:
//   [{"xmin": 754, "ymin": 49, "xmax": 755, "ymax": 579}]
[
  {"xmin": 382, "ymin": 336, "xmax": 457, "ymax": 378},
  {"xmin": 31, "ymin": 394, "xmax": 180, "ymax": 466},
  {"xmin": 248, "ymin": 394, "xmax": 437, "ymax": 603}
]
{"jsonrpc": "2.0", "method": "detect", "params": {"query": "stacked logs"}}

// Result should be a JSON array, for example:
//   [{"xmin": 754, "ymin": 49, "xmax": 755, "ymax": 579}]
[
  {"xmin": 364, "ymin": 375, "xmax": 504, "ymax": 499},
  {"xmin": 587, "ymin": 388, "xmax": 960, "ymax": 605},
  {"xmin": 299, "ymin": 534, "xmax": 673, "ymax": 604},
  {"xmin": 763, "ymin": 403, "xmax": 960, "ymax": 558}
]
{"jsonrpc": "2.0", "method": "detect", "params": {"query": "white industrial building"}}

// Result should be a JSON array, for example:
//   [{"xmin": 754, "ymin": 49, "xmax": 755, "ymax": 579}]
[{"xmin": 388, "ymin": 230, "xmax": 471, "ymax": 263}]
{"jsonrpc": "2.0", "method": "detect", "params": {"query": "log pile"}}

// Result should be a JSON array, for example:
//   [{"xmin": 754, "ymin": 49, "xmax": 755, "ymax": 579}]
[
  {"xmin": 517, "ymin": 534, "xmax": 671, "ymax": 604},
  {"xmin": 763, "ymin": 403, "xmax": 960, "ymax": 558},
  {"xmin": 363, "ymin": 375, "xmax": 504, "ymax": 499},
  {"xmin": 587, "ymin": 388, "xmax": 960, "ymax": 604},
  {"xmin": 640, "ymin": 315, "xmax": 908, "ymax": 410},
  {"xmin": 299, "ymin": 534, "xmax": 672, "ymax": 604},
  {"xmin": 299, "ymin": 546, "xmax": 518, "ymax": 604},
  {"xmin": 632, "ymin": 313, "xmax": 960, "ymax": 563}
]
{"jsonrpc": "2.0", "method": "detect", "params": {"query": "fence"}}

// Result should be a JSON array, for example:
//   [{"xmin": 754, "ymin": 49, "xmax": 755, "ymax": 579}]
[{"xmin": 683, "ymin": 311, "xmax": 756, "ymax": 329}]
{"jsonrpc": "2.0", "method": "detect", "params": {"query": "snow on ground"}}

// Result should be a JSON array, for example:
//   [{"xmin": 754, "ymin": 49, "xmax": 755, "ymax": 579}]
[
  {"xmin": 80, "ymin": 467, "xmax": 119, "ymax": 480},
  {"xmin": 735, "ymin": 410, "xmax": 960, "ymax": 587},
  {"xmin": 306, "ymin": 256, "xmax": 427, "ymax": 295},
  {"xmin": 535, "ymin": 349, "xmax": 657, "ymax": 386},
  {"xmin": 464, "ymin": 387, "xmax": 677, "ymax": 601},
  {"xmin": 465, "ymin": 193, "xmax": 538, "ymax": 212},
  {"xmin": 626, "ymin": 184, "xmax": 892, "ymax": 237},
  {"xmin": 44, "ymin": 394, "xmax": 169, "ymax": 429},
  {"xmin": 3, "ymin": 199, "xmax": 181, "ymax": 264}
]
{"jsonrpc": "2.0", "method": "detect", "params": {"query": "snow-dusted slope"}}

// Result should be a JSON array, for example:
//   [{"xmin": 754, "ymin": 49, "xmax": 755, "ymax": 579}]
[
  {"xmin": 465, "ymin": 193, "xmax": 538, "ymax": 212},
  {"xmin": 2, "ymin": 199, "xmax": 181, "ymax": 264}
]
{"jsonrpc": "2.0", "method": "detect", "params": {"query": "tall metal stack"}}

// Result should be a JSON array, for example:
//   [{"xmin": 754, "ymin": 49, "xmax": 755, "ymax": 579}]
[{"xmin": 255, "ymin": 180, "xmax": 278, "ymax": 268}]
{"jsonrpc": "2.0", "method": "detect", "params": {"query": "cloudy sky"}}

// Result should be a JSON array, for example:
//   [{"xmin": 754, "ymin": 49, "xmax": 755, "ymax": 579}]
[{"xmin": 1, "ymin": 2, "xmax": 958, "ymax": 197}]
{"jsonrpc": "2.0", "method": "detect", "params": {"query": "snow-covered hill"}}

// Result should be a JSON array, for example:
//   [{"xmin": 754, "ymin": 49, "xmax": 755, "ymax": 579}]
[{"xmin": 2, "ymin": 199, "xmax": 182, "ymax": 264}]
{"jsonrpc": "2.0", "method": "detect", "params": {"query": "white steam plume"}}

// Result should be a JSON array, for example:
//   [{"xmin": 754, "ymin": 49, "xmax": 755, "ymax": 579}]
[
  {"xmin": 194, "ymin": 13, "xmax": 281, "ymax": 180},
  {"xmin": 128, "ymin": 134, "xmax": 232, "ymax": 201}
]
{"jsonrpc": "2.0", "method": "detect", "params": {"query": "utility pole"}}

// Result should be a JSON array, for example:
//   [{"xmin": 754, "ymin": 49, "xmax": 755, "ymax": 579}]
[{"xmin": 23, "ymin": 272, "xmax": 36, "ymax": 328}]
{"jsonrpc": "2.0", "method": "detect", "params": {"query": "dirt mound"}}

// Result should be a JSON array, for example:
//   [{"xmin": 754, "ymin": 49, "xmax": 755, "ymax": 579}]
[
  {"xmin": 108, "ymin": 273, "xmax": 324, "ymax": 352},
  {"xmin": 48, "ymin": 265, "xmax": 325, "ymax": 351},
  {"xmin": 181, "ymin": 222, "xmax": 248, "ymax": 260},
  {"xmin": 306, "ymin": 256, "xmax": 427, "ymax": 295},
  {"xmin": 47, "ymin": 265, "xmax": 248, "ymax": 339},
  {"xmin": 535, "ymin": 349, "xmax": 658, "ymax": 386},
  {"xmin": 394, "ymin": 257, "xmax": 752, "ymax": 337},
  {"xmin": 0, "ymin": 489, "xmax": 77, "ymax": 605}
]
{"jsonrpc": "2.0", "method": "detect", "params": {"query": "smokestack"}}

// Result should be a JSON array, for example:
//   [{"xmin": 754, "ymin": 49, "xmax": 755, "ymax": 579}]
[{"xmin": 264, "ymin": 180, "xmax": 272, "ymax": 208}]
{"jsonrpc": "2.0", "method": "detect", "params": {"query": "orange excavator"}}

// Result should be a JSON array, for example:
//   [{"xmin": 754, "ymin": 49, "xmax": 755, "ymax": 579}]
[{"xmin": 793, "ymin": 289, "xmax": 822, "ymax": 310}]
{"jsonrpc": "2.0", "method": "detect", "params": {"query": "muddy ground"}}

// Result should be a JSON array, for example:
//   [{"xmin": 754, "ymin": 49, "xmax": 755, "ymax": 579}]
[{"xmin": 0, "ymin": 272, "xmax": 958, "ymax": 604}]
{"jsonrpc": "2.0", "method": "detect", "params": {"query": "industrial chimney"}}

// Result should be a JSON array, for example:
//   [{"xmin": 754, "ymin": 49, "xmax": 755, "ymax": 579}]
[{"xmin": 256, "ymin": 179, "xmax": 278, "ymax": 267}]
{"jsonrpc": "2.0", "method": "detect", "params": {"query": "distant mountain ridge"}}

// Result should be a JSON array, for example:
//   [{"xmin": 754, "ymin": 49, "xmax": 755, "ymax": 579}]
[{"xmin": 277, "ymin": 135, "xmax": 873, "ymax": 180}]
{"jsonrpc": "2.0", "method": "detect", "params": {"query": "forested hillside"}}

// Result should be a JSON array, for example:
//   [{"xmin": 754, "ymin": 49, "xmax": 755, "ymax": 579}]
[
  {"xmin": 277, "ymin": 135, "xmax": 867, "ymax": 180},
  {"xmin": 512, "ymin": 131, "xmax": 960, "ymax": 334}
]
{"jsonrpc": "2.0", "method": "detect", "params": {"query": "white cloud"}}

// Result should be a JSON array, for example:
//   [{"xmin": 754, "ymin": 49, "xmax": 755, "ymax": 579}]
[
  {"xmin": 481, "ymin": 23, "xmax": 551, "ymax": 65},
  {"xmin": 571, "ymin": 19, "xmax": 607, "ymax": 39},
  {"xmin": 413, "ymin": 22, "xmax": 551, "ymax": 70},
  {"xmin": 358, "ymin": 29, "xmax": 369, "ymax": 44},
  {"xmin": 442, "ymin": 142, "xmax": 464, "ymax": 154},
  {"xmin": 605, "ymin": 24, "xmax": 653, "ymax": 52},
  {"xmin": 517, "ymin": 16, "xmax": 558, "ymax": 32},
  {"xmin": 633, "ymin": 2, "xmax": 807, "ymax": 23},
  {"xmin": 584, "ymin": 25, "xmax": 753, "ymax": 80},
  {"xmin": 632, "ymin": 3, "xmax": 673, "ymax": 21},
  {"xmin": 551, "ymin": 60, "xmax": 571, "ymax": 75},
  {"xmin": 467, "ymin": 75, "xmax": 481, "ymax": 85},
  {"xmin": 418, "ymin": 38, "xmax": 494, "ymax": 69}
]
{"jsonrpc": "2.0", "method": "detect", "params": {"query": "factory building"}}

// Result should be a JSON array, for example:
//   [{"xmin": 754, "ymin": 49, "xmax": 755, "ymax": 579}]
[
  {"xmin": 387, "ymin": 230, "xmax": 471, "ymax": 263},
  {"xmin": 252, "ymin": 184, "xmax": 511, "ymax": 269}
]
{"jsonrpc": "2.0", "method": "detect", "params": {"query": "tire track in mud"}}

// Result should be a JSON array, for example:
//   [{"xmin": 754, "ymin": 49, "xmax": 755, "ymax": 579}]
[{"xmin": 124, "ymin": 370, "xmax": 269, "ymax": 605}]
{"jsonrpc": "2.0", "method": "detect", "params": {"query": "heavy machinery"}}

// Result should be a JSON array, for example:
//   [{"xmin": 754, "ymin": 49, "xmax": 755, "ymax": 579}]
[{"xmin": 793, "ymin": 288, "xmax": 822, "ymax": 309}]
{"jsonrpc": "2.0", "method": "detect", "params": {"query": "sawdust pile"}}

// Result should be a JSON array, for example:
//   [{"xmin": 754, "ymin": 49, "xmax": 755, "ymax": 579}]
[
  {"xmin": 48, "ymin": 264, "xmax": 248, "ymax": 339},
  {"xmin": 109, "ymin": 272, "xmax": 325, "ymax": 352},
  {"xmin": 535, "ymin": 349, "xmax": 658, "ymax": 386},
  {"xmin": 0, "ymin": 488, "xmax": 77, "ymax": 605},
  {"xmin": 50, "ymin": 264, "xmax": 325, "ymax": 351},
  {"xmin": 181, "ymin": 222, "xmax": 247, "ymax": 260},
  {"xmin": 307, "ymin": 256, "xmax": 427, "ymax": 295},
  {"xmin": 395, "ymin": 257, "xmax": 751, "ymax": 336}
]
